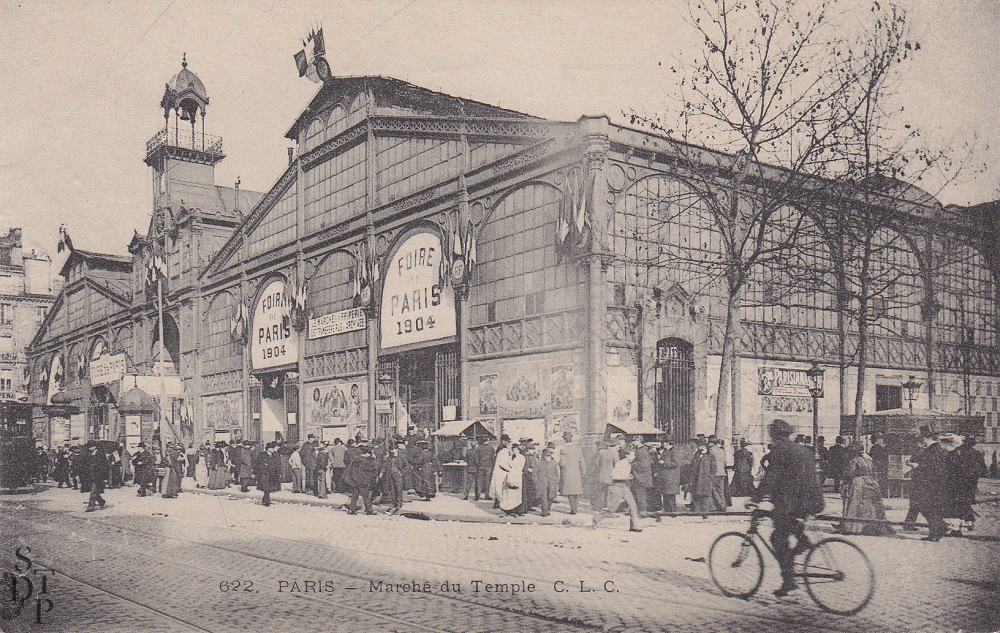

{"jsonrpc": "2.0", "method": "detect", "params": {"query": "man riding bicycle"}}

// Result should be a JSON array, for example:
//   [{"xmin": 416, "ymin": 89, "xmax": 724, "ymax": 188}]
[{"xmin": 750, "ymin": 419, "xmax": 825, "ymax": 596}]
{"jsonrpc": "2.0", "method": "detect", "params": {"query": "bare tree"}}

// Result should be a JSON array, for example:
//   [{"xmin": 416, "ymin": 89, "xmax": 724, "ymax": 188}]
[{"xmin": 627, "ymin": 0, "xmax": 864, "ymax": 440}]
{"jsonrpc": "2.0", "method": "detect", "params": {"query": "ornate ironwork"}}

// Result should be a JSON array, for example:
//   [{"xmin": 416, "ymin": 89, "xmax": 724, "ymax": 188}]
[
  {"xmin": 304, "ymin": 347, "xmax": 367, "ymax": 380},
  {"xmin": 468, "ymin": 309, "xmax": 584, "ymax": 358},
  {"xmin": 203, "ymin": 369, "xmax": 242, "ymax": 396}
]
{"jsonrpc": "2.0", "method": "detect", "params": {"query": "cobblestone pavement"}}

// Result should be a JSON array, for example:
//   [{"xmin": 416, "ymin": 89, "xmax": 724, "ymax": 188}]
[{"xmin": 0, "ymin": 481, "xmax": 997, "ymax": 633}]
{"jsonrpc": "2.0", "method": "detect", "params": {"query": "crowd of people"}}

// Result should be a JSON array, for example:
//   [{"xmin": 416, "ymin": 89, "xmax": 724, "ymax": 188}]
[{"xmin": 24, "ymin": 423, "xmax": 993, "ymax": 537}]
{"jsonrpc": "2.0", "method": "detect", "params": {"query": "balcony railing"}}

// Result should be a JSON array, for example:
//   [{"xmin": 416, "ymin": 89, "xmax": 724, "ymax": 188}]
[{"xmin": 146, "ymin": 128, "xmax": 224, "ymax": 156}]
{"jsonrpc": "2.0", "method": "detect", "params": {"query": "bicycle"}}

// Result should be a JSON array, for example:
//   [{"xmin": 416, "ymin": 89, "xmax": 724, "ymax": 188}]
[{"xmin": 708, "ymin": 509, "xmax": 876, "ymax": 615}]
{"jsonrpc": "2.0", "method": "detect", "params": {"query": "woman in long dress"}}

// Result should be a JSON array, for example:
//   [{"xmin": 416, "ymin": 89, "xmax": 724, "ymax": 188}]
[
  {"xmin": 838, "ymin": 446, "xmax": 893, "ymax": 535},
  {"xmin": 194, "ymin": 442, "xmax": 210, "ymax": 488},
  {"xmin": 499, "ymin": 444, "xmax": 526, "ymax": 515},
  {"xmin": 162, "ymin": 444, "xmax": 183, "ymax": 498},
  {"xmin": 208, "ymin": 443, "xmax": 229, "ymax": 489}
]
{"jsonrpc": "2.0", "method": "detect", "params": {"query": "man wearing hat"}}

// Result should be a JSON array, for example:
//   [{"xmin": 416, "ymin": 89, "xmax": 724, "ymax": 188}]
[
  {"xmin": 255, "ymin": 442, "xmax": 281, "ymax": 507},
  {"xmin": 132, "ymin": 442, "xmax": 156, "ymax": 497},
  {"xmin": 903, "ymin": 426, "xmax": 949, "ymax": 540},
  {"xmin": 559, "ymin": 432, "xmax": 585, "ymax": 515},
  {"xmin": 630, "ymin": 438, "xmax": 654, "ymax": 515},
  {"xmin": 536, "ymin": 446, "xmax": 561, "ymax": 516},
  {"xmin": 595, "ymin": 435, "xmax": 623, "ymax": 511},
  {"xmin": 592, "ymin": 444, "xmax": 642, "ymax": 532},
  {"xmin": 345, "ymin": 445, "xmax": 380, "ymax": 514},
  {"xmin": 85, "ymin": 440, "xmax": 109, "ymax": 512},
  {"xmin": 413, "ymin": 440, "xmax": 439, "ymax": 500},
  {"xmin": 238, "ymin": 441, "xmax": 255, "ymax": 493},
  {"xmin": 750, "ymin": 419, "xmax": 824, "ymax": 596}
]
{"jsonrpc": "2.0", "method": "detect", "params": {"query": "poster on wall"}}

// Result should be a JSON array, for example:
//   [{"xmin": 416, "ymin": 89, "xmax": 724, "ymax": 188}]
[
  {"xmin": 549, "ymin": 412, "xmax": 580, "ymax": 439},
  {"xmin": 550, "ymin": 365, "xmax": 575, "ymax": 410},
  {"xmin": 380, "ymin": 231, "xmax": 457, "ymax": 351},
  {"xmin": 501, "ymin": 418, "xmax": 547, "ymax": 443},
  {"xmin": 251, "ymin": 279, "xmax": 299, "ymax": 370},
  {"xmin": 479, "ymin": 374, "xmax": 498, "ymax": 415},
  {"xmin": 321, "ymin": 425, "xmax": 350, "ymax": 443},
  {"xmin": 309, "ymin": 380, "xmax": 368, "ymax": 428},
  {"xmin": 47, "ymin": 352, "xmax": 65, "ymax": 405},
  {"xmin": 607, "ymin": 364, "xmax": 638, "ymax": 424},
  {"xmin": 499, "ymin": 364, "xmax": 549, "ymax": 418},
  {"xmin": 203, "ymin": 393, "xmax": 243, "ymax": 430},
  {"xmin": 758, "ymin": 366, "xmax": 820, "ymax": 397}
]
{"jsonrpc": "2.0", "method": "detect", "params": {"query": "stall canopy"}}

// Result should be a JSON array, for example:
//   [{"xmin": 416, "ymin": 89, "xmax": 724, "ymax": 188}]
[
  {"xmin": 432, "ymin": 420, "xmax": 496, "ymax": 439},
  {"xmin": 840, "ymin": 408, "xmax": 985, "ymax": 437},
  {"xmin": 606, "ymin": 420, "xmax": 663, "ymax": 436}
]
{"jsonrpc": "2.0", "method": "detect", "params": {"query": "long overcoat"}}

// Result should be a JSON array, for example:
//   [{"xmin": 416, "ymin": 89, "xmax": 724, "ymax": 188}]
[
  {"xmin": 558, "ymin": 443, "xmax": 585, "ymax": 496},
  {"xmin": 132, "ymin": 449, "xmax": 157, "ymax": 486},
  {"xmin": 653, "ymin": 447, "xmax": 680, "ymax": 495},
  {"xmin": 255, "ymin": 452, "xmax": 281, "ymax": 493}
]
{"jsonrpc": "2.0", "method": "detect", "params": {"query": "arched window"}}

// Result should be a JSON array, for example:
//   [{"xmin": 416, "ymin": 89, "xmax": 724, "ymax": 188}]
[
  {"xmin": 612, "ymin": 175, "xmax": 727, "ymax": 315},
  {"xmin": 304, "ymin": 117, "xmax": 324, "ymax": 151},
  {"xmin": 326, "ymin": 104, "xmax": 347, "ymax": 137},
  {"xmin": 655, "ymin": 338, "xmax": 695, "ymax": 442},
  {"xmin": 934, "ymin": 239, "xmax": 999, "ymax": 346},
  {"xmin": 203, "ymin": 290, "xmax": 236, "ymax": 373}
]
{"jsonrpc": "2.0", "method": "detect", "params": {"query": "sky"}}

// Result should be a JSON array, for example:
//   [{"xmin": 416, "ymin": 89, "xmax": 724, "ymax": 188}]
[{"xmin": 0, "ymin": 0, "xmax": 997, "ymax": 261}]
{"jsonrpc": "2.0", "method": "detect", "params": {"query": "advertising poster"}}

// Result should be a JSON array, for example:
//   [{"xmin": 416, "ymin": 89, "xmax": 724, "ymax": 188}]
[
  {"xmin": 550, "ymin": 365, "xmax": 575, "ymax": 410},
  {"xmin": 309, "ymin": 380, "xmax": 368, "ymax": 428},
  {"xmin": 549, "ymin": 411, "xmax": 580, "ymax": 439},
  {"xmin": 203, "ymin": 393, "xmax": 243, "ymax": 430},
  {"xmin": 478, "ymin": 374, "xmax": 498, "ymax": 414},
  {"xmin": 499, "ymin": 363, "xmax": 549, "ymax": 418}
]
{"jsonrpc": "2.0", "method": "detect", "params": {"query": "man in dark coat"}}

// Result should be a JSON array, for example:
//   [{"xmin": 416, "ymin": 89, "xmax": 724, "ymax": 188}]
[
  {"xmin": 904, "ymin": 428, "xmax": 950, "ymax": 540},
  {"xmin": 630, "ymin": 440, "xmax": 654, "ymax": 514},
  {"xmin": 730, "ymin": 439, "xmax": 756, "ymax": 497},
  {"xmin": 238, "ymin": 441, "xmax": 255, "ymax": 492},
  {"xmin": 535, "ymin": 447, "xmax": 561, "ymax": 516},
  {"xmin": 85, "ymin": 441, "xmax": 109, "ymax": 512},
  {"xmin": 314, "ymin": 441, "xmax": 330, "ymax": 499},
  {"xmin": 132, "ymin": 442, "xmax": 157, "ymax": 497},
  {"xmin": 869, "ymin": 436, "xmax": 889, "ymax": 497},
  {"xmin": 652, "ymin": 441, "xmax": 680, "ymax": 512},
  {"xmin": 827, "ymin": 436, "xmax": 849, "ymax": 491},
  {"xmin": 74, "ymin": 445, "xmax": 91, "ymax": 493},
  {"xmin": 413, "ymin": 440, "xmax": 439, "ymax": 500},
  {"xmin": 382, "ymin": 443, "xmax": 406, "ymax": 513},
  {"xmin": 301, "ymin": 434, "xmax": 318, "ymax": 493},
  {"xmin": 54, "ymin": 448, "xmax": 71, "ymax": 488},
  {"xmin": 468, "ymin": 437, "xmax": 495, "ymax": 501},
  {"xmin": 345, "ymin": 446, "xmax": 380, "ymax": 514},
  {"xmin": 751, "ymin": 419, "xmax": 825, "ymax": 597},
  {"xmin": 255, "ymin": 442, "xmax": 281, "ymax": 507}
]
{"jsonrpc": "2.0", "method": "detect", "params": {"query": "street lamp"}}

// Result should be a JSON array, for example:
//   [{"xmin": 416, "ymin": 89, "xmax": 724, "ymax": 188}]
[
  {"xmin": 902, "ymin": 375, "xmax": 922, "ymax": 412},
  {"xmin": 806, "ymin": 362, "xmax": 826, "ymax": 443}
]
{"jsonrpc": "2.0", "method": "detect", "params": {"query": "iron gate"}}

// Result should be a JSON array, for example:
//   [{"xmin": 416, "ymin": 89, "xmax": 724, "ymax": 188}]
[
  {"xmin": 655, "ymin": 338, "xmax": 694, "ymax": 442},
  {"xmin": 435, "ymin": 349, "xmax": 460, "ymax": 428}
]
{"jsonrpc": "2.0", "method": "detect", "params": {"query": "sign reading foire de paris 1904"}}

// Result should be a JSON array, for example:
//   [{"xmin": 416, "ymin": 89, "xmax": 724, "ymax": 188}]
[
  {"xmin": 251, "ymin": 279, "xmax": 299, "ymax": 370},
  {"xmin": 380, "ymin": 231, "xmax": 456, "ymax": 351},
  {"xmin": 309, "ymin": 307, "xmax": 367, "ymax": 340}
]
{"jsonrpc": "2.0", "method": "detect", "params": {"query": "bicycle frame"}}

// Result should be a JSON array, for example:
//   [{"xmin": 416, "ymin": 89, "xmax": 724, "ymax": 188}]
[{"xmin": 745, "ymin": 511, "xmax": 844, "ymax": 582}]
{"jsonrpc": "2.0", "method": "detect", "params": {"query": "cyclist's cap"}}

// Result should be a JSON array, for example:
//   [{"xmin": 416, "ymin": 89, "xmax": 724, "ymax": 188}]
[{"xmin": 768, "ymin": 419, "xmax": 794, "ymax": 438}]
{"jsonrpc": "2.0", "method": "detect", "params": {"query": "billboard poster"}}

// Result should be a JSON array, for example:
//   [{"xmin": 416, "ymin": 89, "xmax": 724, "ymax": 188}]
[
  {"xmin": 380, "ymin": 231, "xmax": 456, "ymax": 351},
  {"xmin": 479, "ymin": 374, "xmax": 498, "ymax": 415},
  {"xmin": 499, "ymin": 363, "xmax": 549, "ymax": 418},
  {"xmin": 550, "ymin": 365, "xmax": 575, "ymax": 410},
  {"xmin": 203, "ymin": 392, "xmax": 243, "ymax": 430},
  {"xmin": 251, "ymin": 279, "xmax": 299, "ymax": 370},
  {"xmin": 309, "ymin": 380, "xmax": 368, "ymax": 428}
]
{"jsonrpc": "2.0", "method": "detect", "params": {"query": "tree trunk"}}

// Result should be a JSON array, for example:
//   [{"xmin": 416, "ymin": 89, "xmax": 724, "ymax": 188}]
[
  {"xmin": 714, "ymin": 288, "xmax": 741, "ymax": 438},
  {"xmin": 853, "ymin": 315, "xmax": 868, "ymax": 442}
]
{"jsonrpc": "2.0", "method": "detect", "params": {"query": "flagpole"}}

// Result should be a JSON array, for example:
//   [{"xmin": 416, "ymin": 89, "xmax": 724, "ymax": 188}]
[{"xmin": 158, "ymin": 274, "xmax": 167, "ymax": 448}]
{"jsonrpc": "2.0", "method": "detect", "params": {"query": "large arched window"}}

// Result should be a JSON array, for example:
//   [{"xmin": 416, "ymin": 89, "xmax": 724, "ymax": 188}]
[
  {"xmin": 470, "ymin": 183, "xmax": 582, "ymax": 325},
  {"xmin": 612, "ymin": 175, "xmax": 727, "ymax": 315},
  {"xmin": 849, "ymin": 227, "xmax": 924, "ymax": 339},
  {"xmin": 746, "ymin": 207, "xmax": 838, "ymax": 329},
  {"xmin": 203, "ymin": 290, "xmax": 236, "ymax": 373},
  {"xmin": 934, "ymin": 239, "xmax": 999, "ymax": 346}
]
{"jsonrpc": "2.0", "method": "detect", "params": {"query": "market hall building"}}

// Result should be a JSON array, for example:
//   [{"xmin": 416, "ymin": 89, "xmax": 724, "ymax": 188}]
[{"xmin": 26, "ymin": 61, "xmax": 1000, "ymax": 459}]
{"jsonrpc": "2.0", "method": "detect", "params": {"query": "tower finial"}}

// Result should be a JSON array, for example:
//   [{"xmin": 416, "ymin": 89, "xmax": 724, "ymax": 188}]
[{"xmin": 182, "ymin": 52, "xmax": 187, "ymax": 68}]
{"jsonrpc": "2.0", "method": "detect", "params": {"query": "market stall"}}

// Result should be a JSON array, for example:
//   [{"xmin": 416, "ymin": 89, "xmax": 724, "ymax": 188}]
[{"xmin": 432, "ymin": 420, "xmax": 496, "ymax": 492}]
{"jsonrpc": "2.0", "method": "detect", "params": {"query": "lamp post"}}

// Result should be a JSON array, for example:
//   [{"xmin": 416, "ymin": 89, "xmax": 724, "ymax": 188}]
[
  {"xmin": 806, "ymin": 362, "xmax": 826, "ymax": 443},
  {"xmin": 902, "ymin": 375, "xmax": 922, "ymax": 412}
]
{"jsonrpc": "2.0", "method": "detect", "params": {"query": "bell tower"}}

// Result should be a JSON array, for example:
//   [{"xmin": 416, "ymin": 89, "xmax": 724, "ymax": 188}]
[{"xmin": 144, "ymin": 54, "xmax": 225, "ymax": 213}]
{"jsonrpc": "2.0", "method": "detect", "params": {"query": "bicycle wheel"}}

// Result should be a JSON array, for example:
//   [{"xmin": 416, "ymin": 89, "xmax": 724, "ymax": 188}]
[
  {"xmin": 803, "ymin": 537, "xmax": 875, "ymax": 615},
  {"xmin": 708, "ymin": 532, "xmax": 764, "ymax": 598}
]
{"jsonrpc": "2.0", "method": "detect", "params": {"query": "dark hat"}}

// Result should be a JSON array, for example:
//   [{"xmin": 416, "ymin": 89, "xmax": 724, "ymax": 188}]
[
  {"xmin": 137, "ymin": 441, "xmax": 146, "ymax": 448},
  {"xmin": 770, "ymin": 419, "xmax": 795, "ymax": 439},
  {"xmin": 499, "ymin": 434, "xmax": 511, "ymax": 442}
]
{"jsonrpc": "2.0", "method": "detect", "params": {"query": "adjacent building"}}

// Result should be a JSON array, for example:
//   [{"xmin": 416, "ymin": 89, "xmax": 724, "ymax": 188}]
[{"xmin": 26, "ymin": 60, "xmax": 1000, "ymax": 462}]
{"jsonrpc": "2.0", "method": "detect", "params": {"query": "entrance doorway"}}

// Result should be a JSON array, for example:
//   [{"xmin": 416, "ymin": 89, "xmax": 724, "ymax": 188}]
[
  {"xmin": 255, "ymin": 371, "xmax": 299, "ymax": 443},
  {"xmin": 379, "ymin": 346, "xmax": 459, "ymax": 435},
  {"xmin": 655, "ymin": 338, "xmax": 695, "ymax": 443}
]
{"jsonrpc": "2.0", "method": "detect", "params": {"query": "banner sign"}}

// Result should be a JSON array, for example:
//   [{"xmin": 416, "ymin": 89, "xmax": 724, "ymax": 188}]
[
  {"xmin": 380, "ymin": 231, "xmax": 456, "ymax": 351},
  {"xmin": 309, "ymin": 307, "xmax": 367, "ymax": 340},
  {"xmin": 91, "ymin": 353, "xmax": 126, "ymax": 385},
  {"xmin": 758, "ymin": 366, "xmax": 821, "ymax": 398},
  {"xmin": 251, "ymin": 279, "xmax": 299, "ymax": 370}
]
